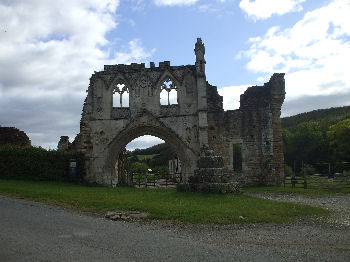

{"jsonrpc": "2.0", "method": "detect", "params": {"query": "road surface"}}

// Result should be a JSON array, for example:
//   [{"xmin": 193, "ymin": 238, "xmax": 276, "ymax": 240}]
[{"xmin": 0, "ymin": 195, "xmax": 349, "ymax": 261}]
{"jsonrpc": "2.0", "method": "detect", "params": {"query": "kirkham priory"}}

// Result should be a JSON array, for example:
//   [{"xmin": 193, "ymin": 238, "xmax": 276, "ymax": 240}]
[{"xmin": 59, "ymin": 38, "xmax": 285, "ymax": 187}]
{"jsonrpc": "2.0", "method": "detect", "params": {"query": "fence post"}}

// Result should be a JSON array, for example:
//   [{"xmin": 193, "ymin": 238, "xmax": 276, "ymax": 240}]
[
  {"xmin": 293, "ymin": 161, "xmax": 296, "ymax": 177},
  {"xmin": 291, "ymin": 175, "xmax": 296, "ymax": 188},
  {"xmin": 145, "ymin": 172, "xmax": 147, "ymax": 188}
]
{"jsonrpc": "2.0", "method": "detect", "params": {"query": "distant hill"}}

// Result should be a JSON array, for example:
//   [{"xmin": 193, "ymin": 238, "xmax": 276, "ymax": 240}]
[
  {"xmin": 127, "ymin": 143, "xmax": 172, "ymax": 156},
  {"xmin": 126, "ymin": 143, "xmax": 175, "ymax": 171},
  {"xmin": 282, "ymin": 105, "xmax": 350, "ymax": 131}
]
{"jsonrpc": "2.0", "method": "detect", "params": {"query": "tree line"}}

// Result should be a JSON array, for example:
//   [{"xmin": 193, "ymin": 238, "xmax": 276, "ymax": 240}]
[{"xmin": 282, "ymin": 106, "xmax": 350, "ymax": 173}]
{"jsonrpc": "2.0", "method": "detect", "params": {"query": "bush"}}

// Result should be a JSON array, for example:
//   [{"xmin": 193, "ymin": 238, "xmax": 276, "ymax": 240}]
[
  {"xmin": 176, "ymin": 183, "xmax": 191, "ymax": 192},
  {"xmin": 0, "ymin": 146, "xmax": 85, "ymax": 182}
]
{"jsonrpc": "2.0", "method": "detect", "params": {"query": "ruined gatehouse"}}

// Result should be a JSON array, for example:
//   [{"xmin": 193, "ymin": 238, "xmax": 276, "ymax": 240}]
[{"xmin": 60, "ymin": 38, "xmax": 285, "ymax": 187}]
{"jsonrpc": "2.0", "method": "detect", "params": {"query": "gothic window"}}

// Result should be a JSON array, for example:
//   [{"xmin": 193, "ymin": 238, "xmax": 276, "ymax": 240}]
[
  {"xmin": 160, "ymin": 78, "xmax": 177, "ymax": 105},
  {"xmin": 113, "ymin": 83, "xmax": 129, "ymax": 107}
]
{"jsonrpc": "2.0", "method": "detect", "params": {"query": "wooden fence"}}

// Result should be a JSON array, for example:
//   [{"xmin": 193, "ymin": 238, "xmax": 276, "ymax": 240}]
[
  {"xmin": 284, "ymin": 173, "xmax": 350, "ymax": 190},
  {"xmin": 128, "ymin": 172, "xmax": 237, "ymax": 189},
  {"xmin": 284, "ymin": 161, "xmax": 350, "ymax": 190},
  {"xmin": 130, "ymin": 172, "xmax": 179, "ymax": 188}
]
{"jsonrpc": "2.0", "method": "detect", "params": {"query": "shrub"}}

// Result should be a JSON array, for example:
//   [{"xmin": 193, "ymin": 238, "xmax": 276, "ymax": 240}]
[
  {"xmin": 176, "ymin": 183, "xmax": 191, "ymax": 192},
  {"xmin": 0, "ymin": 146, "xmax": 85, "ymax": 182}
]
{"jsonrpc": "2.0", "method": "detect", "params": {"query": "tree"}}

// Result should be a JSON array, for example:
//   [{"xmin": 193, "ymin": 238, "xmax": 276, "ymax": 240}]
[
  {"xmin": 129, "ymin": 162, "xmax": 149, "ymax": 174},
  {"xmin": 283, "ymin": 122, "xmax": 329, "ymax": 166},
  {"xmin": 328, "ymin": 119, "xmax": 350, "ymax": 162}
]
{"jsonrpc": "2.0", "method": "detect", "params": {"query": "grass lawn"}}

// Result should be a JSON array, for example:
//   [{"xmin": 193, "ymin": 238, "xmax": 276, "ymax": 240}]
[
  {"xmin": 244, "ymin": 185, "xmax": 350, "ymax": 196},
  {"xmin": 0, "ymin": 179, "xmax": 329, "ymax": 224}
]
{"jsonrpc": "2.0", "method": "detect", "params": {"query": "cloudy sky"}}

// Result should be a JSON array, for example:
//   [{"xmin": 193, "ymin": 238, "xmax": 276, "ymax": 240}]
[{"xmin": 1, "ymin": 0, "xmax": 349, "ymax": 150}]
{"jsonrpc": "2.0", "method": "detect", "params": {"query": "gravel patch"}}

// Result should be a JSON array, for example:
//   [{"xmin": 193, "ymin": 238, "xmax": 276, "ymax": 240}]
[{"xmin": 244, "ymin": 192, "xmax": 350, "ymax": 227}]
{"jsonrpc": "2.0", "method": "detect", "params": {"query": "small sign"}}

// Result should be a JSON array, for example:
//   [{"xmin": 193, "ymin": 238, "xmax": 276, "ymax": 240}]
[{"xmin": 70, "ymin": 162, "xmax": 77, "ymax": 168}]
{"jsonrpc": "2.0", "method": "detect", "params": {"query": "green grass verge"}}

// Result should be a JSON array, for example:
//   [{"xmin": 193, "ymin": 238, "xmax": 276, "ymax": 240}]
[
  {"xmin": 0, "ymin": 179, "xmax": 329, "ymax": 224},
  {"xmin": 244, "ymin": 186, "xmax": 350, "ymax": 195}
]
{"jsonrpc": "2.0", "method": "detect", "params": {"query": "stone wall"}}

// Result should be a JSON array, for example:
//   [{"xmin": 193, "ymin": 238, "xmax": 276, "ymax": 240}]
[{"xmin": 207, "ymin": 74, "xmax": 285, "ymax": 186}]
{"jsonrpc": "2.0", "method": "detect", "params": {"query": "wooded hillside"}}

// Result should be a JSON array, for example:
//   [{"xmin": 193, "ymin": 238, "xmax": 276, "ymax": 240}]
[
  {"xmin": 126, "ymin": 143, "xmax": 175, "ymax": 174},
  {"xmin": 282, "ymin": 106, "xmax": 350, "ymax": 131},
  {"xmin": 282, "ymin": 106, "xmax": 350, "ymax": 173}
]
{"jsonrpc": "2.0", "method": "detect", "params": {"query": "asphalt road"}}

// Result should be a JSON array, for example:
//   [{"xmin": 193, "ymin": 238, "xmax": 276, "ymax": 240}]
[{"xmin": 0, "ymin": 195, "xmax": 349, "ymax": 261}]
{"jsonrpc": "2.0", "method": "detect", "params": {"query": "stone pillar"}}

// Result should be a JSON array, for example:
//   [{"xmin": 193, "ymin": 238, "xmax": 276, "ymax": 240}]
[
  {"xmin": 195, "ymin": 38, "xmax": 209, "ymax": 151},
  {"xmin": 270, "ymin": 73, "xmax": 286, "ymax": 186},
  {"xmin": 188, "ymin": 38, "xmax": 227, "ymax": 192}
]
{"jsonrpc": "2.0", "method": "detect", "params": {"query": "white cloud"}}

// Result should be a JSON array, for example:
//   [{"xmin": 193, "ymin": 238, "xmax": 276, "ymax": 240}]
[
  {"xmin": 126, "ymin": 135, "xmax": 164, "ymax": 151},
  {"xmin": 239, "ymin": 0, "xmax": 305, "ymax": 20},
  {"xmin": 114, "ymin": 39, "xmax": 155, "ymax": 64},
  {"xmin": 240, "ymin": 0, "xmax": 350, "ymax": 112},
  {"xmin": 218, "ymin": 85, "xmax": 250, "ymax": 110},
  {"xmin": 0, "ymin": 0, "xmax": 153, "ymax": 148},
  {"xmin": 154, "ymin": 0, "xmax": 199, "ymax": 6}
]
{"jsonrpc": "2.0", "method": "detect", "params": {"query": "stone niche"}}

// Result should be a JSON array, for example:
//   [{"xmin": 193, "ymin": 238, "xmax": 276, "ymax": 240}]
[{"xmin": 60, "ymin": 38, "xmax": 285, "ymax": 188}]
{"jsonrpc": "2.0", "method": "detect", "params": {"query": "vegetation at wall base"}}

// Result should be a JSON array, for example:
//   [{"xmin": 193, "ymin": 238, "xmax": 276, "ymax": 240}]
[
  {"xmin": 0, "ymin": 146, "xmax": 85, "ymax": 182},
  {"xmin": 0, "ymin": 179, "xmax": 329, "ymax": 224},
  {"xmin": 177, "ymin": 182, "xmax": 241, "ymax": 194}
]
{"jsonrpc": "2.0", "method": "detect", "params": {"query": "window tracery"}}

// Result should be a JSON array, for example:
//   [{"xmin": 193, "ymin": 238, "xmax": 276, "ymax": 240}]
[
  {"xmin": 113, "ymin": 83, "xmax": 129, "ymax": 107},
  {"xmin": 160, "ymin": 78, "xmax": 178, "ymax": 105}
]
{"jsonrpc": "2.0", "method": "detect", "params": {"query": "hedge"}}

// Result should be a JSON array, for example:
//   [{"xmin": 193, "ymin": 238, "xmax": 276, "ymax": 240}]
[{"xmin": 0, "ymin": 146, "xmax": 85, "ymax": 182}]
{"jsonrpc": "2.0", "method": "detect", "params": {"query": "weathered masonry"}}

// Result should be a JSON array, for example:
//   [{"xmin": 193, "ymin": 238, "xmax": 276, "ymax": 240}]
[{"xmin": 62, "ymin": 38, "xmax": 285, "ymax": 187}]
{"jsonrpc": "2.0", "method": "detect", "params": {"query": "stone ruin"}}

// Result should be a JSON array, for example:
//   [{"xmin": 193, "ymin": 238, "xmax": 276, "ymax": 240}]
[
  {"xmin": 0, "ymin": 126, "xmax": 31, "ymax": 147},
  {"xmin": 60, "ymin": 38, "xmax": 285, "ymax": 187}
]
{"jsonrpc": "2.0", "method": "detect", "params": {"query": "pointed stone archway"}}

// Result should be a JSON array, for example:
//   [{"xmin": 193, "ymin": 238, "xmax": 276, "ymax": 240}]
[{"xmin": 103, "ymin": 111, "xmax": 198, "ymax": 186}]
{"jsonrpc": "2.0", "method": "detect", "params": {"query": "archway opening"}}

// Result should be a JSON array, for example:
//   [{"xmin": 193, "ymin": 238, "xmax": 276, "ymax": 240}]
[{"xmin": 114, "ymin": 135, "xmax": 183, "ymax": 187}]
